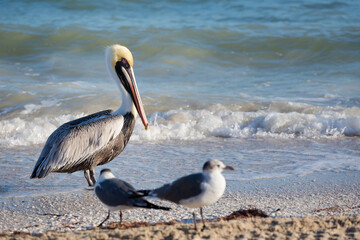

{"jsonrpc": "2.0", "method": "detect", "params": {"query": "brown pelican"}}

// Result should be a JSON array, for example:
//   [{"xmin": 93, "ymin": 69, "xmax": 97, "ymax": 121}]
[{"xmin": 30, "ymin": 44, "xmax": 148, "ymax": 187}]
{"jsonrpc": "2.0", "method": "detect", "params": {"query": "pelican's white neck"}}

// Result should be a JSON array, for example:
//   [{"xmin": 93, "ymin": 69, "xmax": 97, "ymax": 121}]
[{"xmin": 105, "ymin": 47, "xmax": 137, "ymax": 117}]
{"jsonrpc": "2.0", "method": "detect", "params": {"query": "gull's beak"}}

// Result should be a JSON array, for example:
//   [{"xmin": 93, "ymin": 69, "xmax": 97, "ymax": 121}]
[
  {"xmin": 115, "ymin": 62, "xmax": 149, "ymax": 130},
  {"xmin": 224, "ymin": 165, "xmax": 235, "ymax": 171}
]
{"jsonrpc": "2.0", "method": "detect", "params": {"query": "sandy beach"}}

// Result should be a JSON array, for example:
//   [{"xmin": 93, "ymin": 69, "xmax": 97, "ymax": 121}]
[
  {"xmin": 2, "ymin": 215, "xmax": 359, "ymax": 240},
  {"xmin": 1, "ymin": 172, "xmax": 359, "ymax": 239}
]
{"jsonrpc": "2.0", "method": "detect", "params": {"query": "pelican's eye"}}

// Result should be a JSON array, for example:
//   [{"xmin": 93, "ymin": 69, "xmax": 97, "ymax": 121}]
[{"xmin": 121, "ymin": 58, "xmax": 130, "ymax": 68}]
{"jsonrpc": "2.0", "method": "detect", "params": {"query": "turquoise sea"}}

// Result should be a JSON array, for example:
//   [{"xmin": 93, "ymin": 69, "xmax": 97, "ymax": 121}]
[{"xmin": 0, "ymin": 0, "xmax": 359, "ymax": 197}]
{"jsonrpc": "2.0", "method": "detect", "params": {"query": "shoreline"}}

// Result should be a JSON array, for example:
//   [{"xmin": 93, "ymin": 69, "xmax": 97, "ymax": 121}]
[{"xmin": 1, "ymin": 171, "xmax": 359, "ymax": 237}]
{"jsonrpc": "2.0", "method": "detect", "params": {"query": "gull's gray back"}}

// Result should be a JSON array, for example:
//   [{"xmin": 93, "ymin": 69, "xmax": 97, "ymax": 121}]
[
  {"xmin": 154, "ymin": 173, "xmax": 204, "ymax": 203},
  {"xmin": 95, "ymin": 178, "xmax": 142, "ymax": 207}
]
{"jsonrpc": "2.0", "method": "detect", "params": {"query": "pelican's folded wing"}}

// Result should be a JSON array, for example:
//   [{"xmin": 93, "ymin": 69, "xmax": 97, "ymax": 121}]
[{"xmin": 31, "ymin": 110, "xmax": 124, "ymax": 178}]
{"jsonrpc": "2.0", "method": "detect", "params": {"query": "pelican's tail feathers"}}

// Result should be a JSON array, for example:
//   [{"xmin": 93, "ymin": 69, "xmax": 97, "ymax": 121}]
[{"xmin": 30, "ymin": 159, "xmax": 51, "ymax": 179}]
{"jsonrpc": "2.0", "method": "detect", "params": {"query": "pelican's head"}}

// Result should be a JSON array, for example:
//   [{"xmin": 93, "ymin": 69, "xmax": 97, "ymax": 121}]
[
  {"xmin": 105, "ymin": 44, "xmax": 148, "ymax": 130},
  {"xmin": 202, "ymin": 159, "xmax": 235, "ymax": 173},
  {"xmin": 108, "ymin": 44, "xmax": 134, "ymax": 68}
]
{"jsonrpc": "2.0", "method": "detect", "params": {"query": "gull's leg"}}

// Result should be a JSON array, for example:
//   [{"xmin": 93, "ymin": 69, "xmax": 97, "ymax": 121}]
[
  {"xmin": 119, "ymin": 210, "xmax": 123, "ymax": 225},
  {"xmin": 200, "ymin": 207, "xmax": 207, "ymax": 231},
  {"xmin": 98, "ymin": 210, "xmax": 110, "ymax": 227},
  {"xmin": 192, "ymin": 211, "xmax": 198, "ymax": 231},
  {"xmin": 84, "ymin": 169, "xmax": 94, "ymax": 187}
]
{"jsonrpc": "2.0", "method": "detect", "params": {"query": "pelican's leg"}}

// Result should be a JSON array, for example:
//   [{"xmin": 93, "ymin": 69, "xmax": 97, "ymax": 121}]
[
  {"xmin": 90, "ymin": 169, "xmax": 97, "ymax": 185},
  {"xmin": 192, "ymin": 211, "xmax": 198, "ymax": 231},
  {"xmin": 84, "ymin": 170, "xmax": 94, "ymax": 187},
  {"xmin": 98, "ymin": 210, "xmax": 110, "ymax": 227},
  {"xmin": 200, "ymin": 207, "xmax": 207, "ymax": 231}
]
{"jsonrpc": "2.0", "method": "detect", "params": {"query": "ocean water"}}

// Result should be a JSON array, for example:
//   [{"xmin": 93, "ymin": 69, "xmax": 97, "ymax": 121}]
[{"xmin": 0, "ymin": 0, "xmax": 359, "ymax": 198}]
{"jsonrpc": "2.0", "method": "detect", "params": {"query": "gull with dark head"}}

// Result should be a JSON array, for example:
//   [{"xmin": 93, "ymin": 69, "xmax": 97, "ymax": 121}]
[
  {"xmin": 31, "ymin": 45, "xmax": 148, "ymax": 186},
  {"xmin": 94, "ymin": 169, "xmax": 170, "ymax": 227},
  {"xmin": 138, "ymin": 159, "xmax": 235, "ymax": 231}
]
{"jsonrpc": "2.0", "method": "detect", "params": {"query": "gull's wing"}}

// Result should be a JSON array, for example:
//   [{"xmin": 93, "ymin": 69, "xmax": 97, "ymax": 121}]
[
  {"xmin": 153, "ymin": 173, "xmax": 204, "ymax": 204},
  {"xmin": 95, "ymin": 179, "xmax": 171, "ymax": 210},
  {"xmin": 95, "ymin": 178, "xmax": 136, "ymax": 207}
]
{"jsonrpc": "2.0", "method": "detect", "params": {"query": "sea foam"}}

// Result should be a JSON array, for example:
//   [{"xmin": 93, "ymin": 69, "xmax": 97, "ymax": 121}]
[
  {"xmin": 1, "ymin": 104, "xmax": 359, "ymax": 147},
  {"xmin": 0, "ymin": 114, "xmax": 84, "ymax": 147},
  {"xmin": 132, "ymin": 107, "xmax": 360, "ymax": 141}
]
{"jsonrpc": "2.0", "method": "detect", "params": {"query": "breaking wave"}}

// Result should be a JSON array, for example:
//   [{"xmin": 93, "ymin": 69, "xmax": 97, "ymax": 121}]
[{"xmin": 1, "ymin": 103, "xmax": 359, "ymax": 147}]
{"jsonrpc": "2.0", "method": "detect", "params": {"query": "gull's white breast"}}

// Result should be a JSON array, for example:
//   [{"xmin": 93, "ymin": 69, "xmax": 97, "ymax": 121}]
[{"xmin": 179, "ymin": 171, "xmax": 226, "ymax": 208}]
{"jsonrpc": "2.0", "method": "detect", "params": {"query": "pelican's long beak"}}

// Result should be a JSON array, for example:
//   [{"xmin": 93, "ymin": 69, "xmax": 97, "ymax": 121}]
[
  {"xmin": 115, "ymin": 62, "xmax": 149, "ymax": 130},
  {"xmin": 127, "ymin": 67, "xmax": 149, "ymax": 130}
]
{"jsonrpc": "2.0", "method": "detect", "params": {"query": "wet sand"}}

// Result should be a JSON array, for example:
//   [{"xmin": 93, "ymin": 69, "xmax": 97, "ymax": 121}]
[{"xmin": 1, "ymin": 172, "xmax": 359, "ymax": 239}]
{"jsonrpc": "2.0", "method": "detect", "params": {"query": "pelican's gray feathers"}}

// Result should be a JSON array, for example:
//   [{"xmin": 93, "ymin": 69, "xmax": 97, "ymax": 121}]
[{"xmin": 31, "ymin": 110, "xmax": 124, "ymax": 178}]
